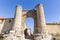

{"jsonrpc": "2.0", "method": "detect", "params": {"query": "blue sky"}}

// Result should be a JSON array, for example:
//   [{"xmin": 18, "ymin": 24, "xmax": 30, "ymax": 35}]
[{"xmin": 0, "ymin": 0, "xmax": 60, "ymax": 31}]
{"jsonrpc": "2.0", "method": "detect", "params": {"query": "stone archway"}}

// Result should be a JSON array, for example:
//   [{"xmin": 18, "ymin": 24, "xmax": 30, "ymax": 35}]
[
  {"xmin": 13, "ymin": 4, "xmax": 46, "ymax": 40},
  {"xmin": 22, "ymin": 10, "xmax": 36, "ymax": 31}
]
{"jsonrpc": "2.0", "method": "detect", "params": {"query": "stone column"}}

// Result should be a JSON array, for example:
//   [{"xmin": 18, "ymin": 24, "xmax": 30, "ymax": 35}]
[
  {"xmin": 13, "ymin": 5, "xmax": 23, "ymax": 36},
  {"xmin": 34, "ymin": 4, "xmax": 46, "ymax": 40}
]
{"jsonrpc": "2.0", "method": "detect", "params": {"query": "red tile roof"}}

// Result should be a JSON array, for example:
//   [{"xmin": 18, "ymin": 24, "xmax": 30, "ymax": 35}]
[{"xmin": 0, "ymin": 16, "xmax": 4, "ymax": 19}]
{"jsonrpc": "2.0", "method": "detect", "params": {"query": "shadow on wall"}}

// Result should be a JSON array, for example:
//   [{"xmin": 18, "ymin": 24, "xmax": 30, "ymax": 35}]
[
  {"xmin": 1, "ymin": 18, "xmax": 14, "ymax": 34},
  {"xmin": 24, "ymin": 28, "xmax": 33, "ymax": 39},
  {"xmin": 26, "ymin": 10, "xmax": 36, "ymax": 17}
]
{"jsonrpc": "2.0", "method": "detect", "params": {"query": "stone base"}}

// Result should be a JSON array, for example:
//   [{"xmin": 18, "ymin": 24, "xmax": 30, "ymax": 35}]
[
  {"xmin": 34, "ymin": 32, "xmax": 53, "ymax": 40},
  {"xmin": 3, "ymin": 30, "xmax": 25, "ymax": 40},
  {"xmin": 34, "ymin": 33, "xmax": 42, "ymax": 40}
]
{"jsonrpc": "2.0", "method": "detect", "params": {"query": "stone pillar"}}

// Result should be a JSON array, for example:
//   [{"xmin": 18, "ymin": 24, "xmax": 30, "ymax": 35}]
[
  {"xmin": 13, "ymin": 5, "xmax": 23, "ymax": 36},
  {"xmin": 36, "ymin": 4, "xmax": 46, "ymax": 33},
  {"xmin": 34, "ymin": 4, "xmax": 46, "ymax": 40}
]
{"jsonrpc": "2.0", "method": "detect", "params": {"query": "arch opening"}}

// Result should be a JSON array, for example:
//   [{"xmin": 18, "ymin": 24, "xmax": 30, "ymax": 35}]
[{"xmin": 25, "ymin": 17, "xmax": 34, "ymax": 32}]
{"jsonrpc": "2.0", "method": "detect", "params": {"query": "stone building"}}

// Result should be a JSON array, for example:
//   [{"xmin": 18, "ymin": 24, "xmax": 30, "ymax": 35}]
[{"xmin": 0, "ymin": 4, "xmax": 60, "ymax": 40}]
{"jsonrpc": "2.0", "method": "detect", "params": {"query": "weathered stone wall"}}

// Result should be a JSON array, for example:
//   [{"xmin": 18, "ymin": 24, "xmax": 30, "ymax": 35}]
[
  {"xmin": 0, "ymin": 18, "xmax": 60, "ymax": 34},
  {"xmin": 0, "ymin": 18, "xmax": 14, "ymax": 34}
]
